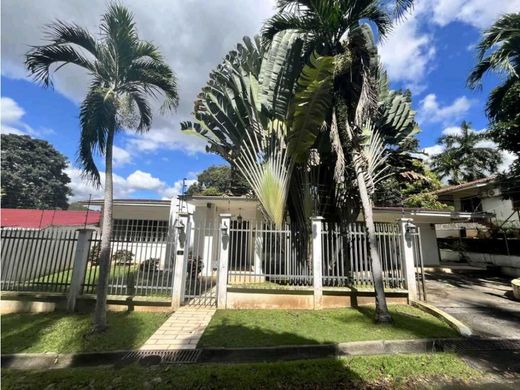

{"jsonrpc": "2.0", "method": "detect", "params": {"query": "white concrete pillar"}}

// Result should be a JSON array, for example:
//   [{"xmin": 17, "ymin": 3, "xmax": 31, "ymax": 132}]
[
  {"xmin": 67, "ymin": 229, "xmax": 94, "ymax": 312},
  {"xmin": 171, "ymin": 213, "xmax": 191, "ymax": 309},
  {"xmin": 311, "ymin": 216, "xmax": 324, "ymax": 309},
  {"xmin": 254, "ymin": 233, "xmax": 263, "ymax": 274},
  {"xmin": 217, "ymin": 213, "xmax": 231, "ymax": 308},
  {"xmin": 398, "ymin": 218, "xmax": 418, "ymax": 301}
]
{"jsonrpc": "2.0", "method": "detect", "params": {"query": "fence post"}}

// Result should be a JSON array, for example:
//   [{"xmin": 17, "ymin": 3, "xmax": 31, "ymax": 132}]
[
  {"xmin": 67, "ymin": 229, "xmax": 94, "ymax": 312},
  {"xmin": 171, "ymin": 213, "xmax": 191, "ymax": 309},
  {"xmin": 398, "ymin": 218, "xmax": 418, "ymax": 301},
  {"xmin": 217, "ymin": 213, "xmax": 231, "ymax": 308},
  {"xmin": 311, "ymin": 216, "xmax": 324, "ymax": 309},
  {"xmin": 253, "ymin": 230, "xmax": 263, "ymax": 274}
]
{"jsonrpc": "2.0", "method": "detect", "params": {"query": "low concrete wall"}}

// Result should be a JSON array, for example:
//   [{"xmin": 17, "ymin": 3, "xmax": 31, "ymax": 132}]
[
  {"xmin": 226, "ymin": 288, "xmax": 407, "ymax": 309},
  {"xmin": 0, "ymin": 293, "xmax": 172, "ymax": 314},
  {"xmin": 463, "ymin": 252, "xmax": 520, "ymax": 277}
]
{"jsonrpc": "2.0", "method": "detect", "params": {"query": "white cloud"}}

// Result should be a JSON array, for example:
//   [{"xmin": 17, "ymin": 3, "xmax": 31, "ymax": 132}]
[
  {"xmin": 379, "ymin": 2, "xmax": 435, "ymax": 88},
  {"xmin": 1, "ymin": 0, "xmax": 276, "ymax": 154},
  {"xmin": 112, "ymin": 145, "xmax": 132, "ymax": 166},
  {"xmin": 417, "ymin": 94, "xmax": 473, "ymax": 125},
  {"xmin": 66, "ymin": 166, "xmax": 198, "ymax": 202},
  {"xmin": 423, "ymin": 144, "xmax": 444, "ymax": 157},
  {"xmin": 430, "ymin": 0, "xmax": 520, "ymax": 29},
  {"xmin": 126, "ymin": 170, "xmax": 165, "ymax": 190},
  {"xmin": 0, "ymin": 96, "xmax": 54, "ymax": 136}
]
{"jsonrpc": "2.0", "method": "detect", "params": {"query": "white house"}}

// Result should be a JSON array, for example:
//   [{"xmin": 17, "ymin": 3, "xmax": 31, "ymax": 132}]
[{"xmin": 84, "ymin": 196, "xmax": 480, "ymax": 269}]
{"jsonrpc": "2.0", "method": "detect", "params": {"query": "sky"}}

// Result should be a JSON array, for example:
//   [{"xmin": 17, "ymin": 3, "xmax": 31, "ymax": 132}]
[{"xmin": 1, "ymin": 0, "xmax": 519, "ymax": 202}]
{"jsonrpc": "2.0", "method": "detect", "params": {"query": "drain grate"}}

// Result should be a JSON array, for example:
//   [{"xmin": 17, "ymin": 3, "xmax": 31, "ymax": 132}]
[{"xmin": 122, "ymin": 349, "xmax": 201, "ymax": 365}]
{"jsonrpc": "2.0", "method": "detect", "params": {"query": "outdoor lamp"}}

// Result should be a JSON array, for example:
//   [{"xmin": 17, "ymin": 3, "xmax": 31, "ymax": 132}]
[
  {"xmin": 221, "ymin": 221, "xmax": 229, "ymax": 237},
  {"xmin": 404, "ymin": 221, "xmax": 416, "ymax": 241}
]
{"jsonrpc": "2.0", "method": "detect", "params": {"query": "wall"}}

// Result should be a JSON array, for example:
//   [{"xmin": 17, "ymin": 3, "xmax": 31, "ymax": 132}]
[
  {"xmin": 417, "ymin": 223, "xmax": 440, "ymax": 266},
  {"xmin": 481, "ymin": 197, "xmax": 518, "ymax": 223},
  {"xmin": 463, "ymin": 252, "xmax": 520, "ymax": 277}
]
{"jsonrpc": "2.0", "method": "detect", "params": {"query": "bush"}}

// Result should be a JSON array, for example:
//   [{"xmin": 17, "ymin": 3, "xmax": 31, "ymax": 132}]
[
  {"xmin": 112, "ymin": 250, "xmax": 134, "ymax": 264},
  {"xmin": 139, "ymin": 258, "xmax": 160, "ymax": 272},
  {"xmin": 88, "ymin": 243, "xmax": 101, "ymax": 265},
  {"xmin": 187, "ymin": 257, "xmax": 204, "ymax": 278}
]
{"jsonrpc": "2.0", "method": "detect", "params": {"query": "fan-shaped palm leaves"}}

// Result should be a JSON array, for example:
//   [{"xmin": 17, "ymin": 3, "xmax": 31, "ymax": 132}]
[{"xmin": 25, "ymin": 3, "xmax": 178, "ymax": 331}]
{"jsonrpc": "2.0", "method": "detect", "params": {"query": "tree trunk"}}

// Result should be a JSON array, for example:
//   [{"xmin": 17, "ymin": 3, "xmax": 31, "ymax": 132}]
[
  {"xmin": 352, "ymin": 152, "xmax": 392, "ymax": 323},
  {"xmin": 93, "ymin": 130, "xmax": 114, "ymax": 332}
]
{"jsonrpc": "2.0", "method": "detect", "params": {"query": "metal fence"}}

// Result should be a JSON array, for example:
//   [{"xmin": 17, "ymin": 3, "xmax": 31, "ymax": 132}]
[
  {"xmin": 1, "ymin": 228, "xmax": 78, "ymax": 293},
  {"xmin": 227, "ymin": 221, "xmax": 313, "ymax": 288},
  {"xmin": 81, "ymin": 227, "xmax": 175, "ymax": 297},
  {"xmin": 322, "ymin": 222, "xmax": 406, "ymax": 289}
]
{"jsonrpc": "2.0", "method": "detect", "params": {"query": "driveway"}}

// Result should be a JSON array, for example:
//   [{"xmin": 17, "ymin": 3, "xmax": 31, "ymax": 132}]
[
  {"xmin": 425, "ymin": 269, "xmax": 520, "ymax": 338},
  {"xmin": 425, "ymin": 268, "xmax": 520, "ymax": 377}
]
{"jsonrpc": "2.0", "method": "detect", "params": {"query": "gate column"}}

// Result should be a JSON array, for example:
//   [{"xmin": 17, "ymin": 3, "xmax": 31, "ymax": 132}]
[
  {"xmin": 217, "ymin": 213, "xmax": 231, "ymax": 308},
  {"xmin": 398, "ymin": 218, "xmax": 418, "ymax": 301},
  {"xmin": 171, "ymin": 213, "xmax": 191, "ymax": 309}
]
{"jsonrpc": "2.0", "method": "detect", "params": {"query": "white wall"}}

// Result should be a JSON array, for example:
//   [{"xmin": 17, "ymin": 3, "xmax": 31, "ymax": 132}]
[
  {"xmin": 481, "ymin": 197, "xmax": 519, "ymax": 224},
  {"xmin": 417, "ymin": 223, "xmax": 440, "ymax": 266}
]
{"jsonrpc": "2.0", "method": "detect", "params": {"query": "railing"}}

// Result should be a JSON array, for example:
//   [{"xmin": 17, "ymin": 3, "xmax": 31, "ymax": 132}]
[
  {"xmin": 227, "ymin": 221, "xmax": 313, "ymax": 289},
  {"xmin": 321, "ymin": 222, "xmax": 406, "ymax": 290},
  {"xmin": 1, "ymin": 228, "xmax": 79, "ymax": 293},
  {"xmin": 81, "ymin": 229, "xmax": 175, "ymax": 297}
]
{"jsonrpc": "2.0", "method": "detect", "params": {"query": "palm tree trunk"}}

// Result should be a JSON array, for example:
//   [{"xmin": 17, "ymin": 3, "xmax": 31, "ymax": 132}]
[
  {"xmin": 93, "ymin": 130, "xmax": 114, "ymax": 332},
  {"xmin": 352, "ymin": 151, "xmax": 392, "ymax": 323}
]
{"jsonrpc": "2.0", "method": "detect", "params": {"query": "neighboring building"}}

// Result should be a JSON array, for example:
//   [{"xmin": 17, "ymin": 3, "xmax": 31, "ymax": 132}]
[
  {"xmin": 83, "ymin": 196, "xmax": 479, "ymax": 268},
  {"xmin": 431, "ymin": 176, "xmax": 519, "ymax": 238},
  {"xmin": 1, "ymin": 208, "xmax": 101, "ymax": 230}
]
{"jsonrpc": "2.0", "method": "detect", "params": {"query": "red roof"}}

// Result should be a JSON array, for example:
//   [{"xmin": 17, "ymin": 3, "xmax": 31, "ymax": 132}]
[{"xmin": 1, "ymin": 209, "xmax": 101, "ymax": 229}]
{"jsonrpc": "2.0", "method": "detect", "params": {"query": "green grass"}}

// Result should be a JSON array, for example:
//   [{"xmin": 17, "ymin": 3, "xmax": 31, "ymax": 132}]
[
  {"xmin": 1, "ymin": 354, "xmax": 482, "ymax": 389},
  {"xmin": 1, "ymin": 311, "xmax": 169, "ymax": 354},
  {"xmin": 33, "ymin": 264, "xmax": 137, "ymax": 287},
  {"xmin": 199, "ymin": 305, "xmax": 458, "ymax": 348}
]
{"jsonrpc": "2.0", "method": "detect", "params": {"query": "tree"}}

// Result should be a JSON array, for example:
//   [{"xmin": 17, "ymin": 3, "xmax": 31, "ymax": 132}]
[
  {"xmin": 430, "ymin": 121, "xmax": 502, "ymax": 185},
  {"xmin": 468, "ymin": 12, "xmax": 520, "ymax": 156},
  {"xmin": 1, "ymin": 134, "xmax": 71, "ymax": 209},
  {"xmin": 261, "ymin": 0, "xmax": 416, "ymax": 323},
  {"xmin": 187, "ymin": 165, "xmax": 250, "ymax": 196},
  {"xmin": 25, "ymin": 3, "xmax": 178, "ymax": 331}
]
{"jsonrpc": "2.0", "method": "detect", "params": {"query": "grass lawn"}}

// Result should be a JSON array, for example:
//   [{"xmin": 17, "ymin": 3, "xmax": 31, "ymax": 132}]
[
  {"xmin": 199, "ymin": 305, "xmax": 457, "ymax": 348},
  {"xmin": 1, "ymin": 311, "xmax": 169, "ymax": 354},
  {"xmin": 33, "ymin": 264, "xmax": 136, "ymax": 287},
  {"xmin": 1, "ymin": 354, "xmax": 481, "ymax": 389}
]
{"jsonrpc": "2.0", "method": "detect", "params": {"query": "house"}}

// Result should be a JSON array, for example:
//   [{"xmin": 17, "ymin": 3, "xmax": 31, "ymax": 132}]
[
  {"xmin": 432, "ymin": 176, "xmax": 519, "ymax": 238},
  {"xmin": 83, "ymin": 196, "xmax": 480, "ymax": 269},
  {"xmin": 1, "ymin": 208, "xmax": 101, "ymax": 230}
]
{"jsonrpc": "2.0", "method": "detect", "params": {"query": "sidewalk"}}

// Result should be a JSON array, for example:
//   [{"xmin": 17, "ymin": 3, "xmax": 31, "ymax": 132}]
[{"xmin": 139, "ymin": 306, "xmax": 216, "ymax": 350}]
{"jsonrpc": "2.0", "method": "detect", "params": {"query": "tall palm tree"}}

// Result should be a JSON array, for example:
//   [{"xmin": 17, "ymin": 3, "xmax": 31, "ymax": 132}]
[
  {"xmin": 262, "ymin": 0, "xmax": 415, "ymax": 322},
  {"xmin": 25, "ymin": 3, "xmax": 178, "ymax": 331},
  {"xmin": 431, "ymin": 121, "xmax": 502, "ymax": 185}
]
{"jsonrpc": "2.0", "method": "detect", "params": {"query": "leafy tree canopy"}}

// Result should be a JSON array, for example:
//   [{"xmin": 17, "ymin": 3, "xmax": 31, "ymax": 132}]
[
  {"xmin": 1, "ymin": 134, "xmax": 71, "ymax": 209},
  {"xmin": 187, "ymin": 165, "xmax": 250, "ymax": 196}
]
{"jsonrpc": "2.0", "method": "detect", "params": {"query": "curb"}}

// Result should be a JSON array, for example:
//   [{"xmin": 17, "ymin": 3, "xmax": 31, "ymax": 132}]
[
  {"xmin": 6, "ymin": 338, "xmax": 520, "ymax": 370},
  {"xmin": 410, "ymin": 300, "xmax": 473, "ymax": 337}
]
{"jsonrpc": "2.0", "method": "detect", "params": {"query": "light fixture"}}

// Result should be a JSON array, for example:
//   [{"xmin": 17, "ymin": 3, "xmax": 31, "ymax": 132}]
[
  {"xmin": 237, "ymin": 208, "xmax": 243, "ymax": 223},
  {"xmin": 221, "ymin": 221, "xmax": 229, "ymax": 237}
]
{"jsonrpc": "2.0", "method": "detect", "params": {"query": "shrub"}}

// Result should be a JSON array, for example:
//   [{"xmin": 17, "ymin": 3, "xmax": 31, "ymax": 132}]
[
  {"xmin": 187, "ymin": 257, "xmax": 204, "ymax": 278},
  {"xmin": 139, "ymin": 258, "xmax": 160, "ymax": 272},
  {"xmin": 88, "ymin": 243, "xmax": 101, "ymax": 265},
  {"xmin": 112, "ymin": 250, "xmax": 134, "ymax": 264}
]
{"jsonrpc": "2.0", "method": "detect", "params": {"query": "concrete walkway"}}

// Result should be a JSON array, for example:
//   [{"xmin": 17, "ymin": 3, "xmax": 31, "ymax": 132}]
[{"xmin": 140, "ymin": 306, "xmax": 216, "ymax": 350}]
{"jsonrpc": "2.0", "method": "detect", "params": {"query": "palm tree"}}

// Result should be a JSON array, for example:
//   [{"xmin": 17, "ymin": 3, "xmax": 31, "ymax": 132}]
[
  {"xmin": 262, "ymin": 0, "xmax": 415, "ymax": 323},
  {"xmin": 25, "ymin": 3, "xmax": 178, "ymax": 331},
  {"xmin": 468, "ymin": 12, "xmax": 519, "ymax": 123},
  {"xmin": 431, "ymin": 121, "xmax": 502, "ymax": 185}
]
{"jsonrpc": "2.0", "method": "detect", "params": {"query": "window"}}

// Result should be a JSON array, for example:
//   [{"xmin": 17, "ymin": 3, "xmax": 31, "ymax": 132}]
[
  {"xmin": 112, "ymin": 219, "xmax": 169, "ymax": 242},
  {"xmin": 460, "ymin": 197, "xmax": 482, "ymax": 212}
]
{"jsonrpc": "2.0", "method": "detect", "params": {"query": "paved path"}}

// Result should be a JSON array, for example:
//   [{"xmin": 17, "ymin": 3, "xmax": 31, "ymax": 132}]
[
  {"xmin": 140, "ymin": 306, "xmax": 216, "ymax": 350},
  {"xmin": 425, "ymin": 269, "xmax": 520, "ymax": 338},
  {"xmin": 425, "ymin": 269, "xmax": 520, "ymax": 376}
]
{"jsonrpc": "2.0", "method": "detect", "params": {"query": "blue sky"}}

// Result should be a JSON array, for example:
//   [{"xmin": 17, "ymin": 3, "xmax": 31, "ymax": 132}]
[{"xmin": 1, "ymin": 0, "xmax": 519, "ymax": 201}]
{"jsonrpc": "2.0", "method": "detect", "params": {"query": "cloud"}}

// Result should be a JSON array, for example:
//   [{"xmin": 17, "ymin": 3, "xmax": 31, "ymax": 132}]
[
  {"xmin": 430, "ymin": 0, "xmax": 520, "ymax": 29},
  {"xmin": 379, "ymin": 3, "xmax": 435, "ymax": 89},
  {"xmin": 66, "ymin": 165, "xmax": 198, "ymax": 202},
  {"xmin": 1, "ymin": 0, "xmax": 276, "ymax": 154},
  {"xmin": 422, "ymin": 144, "xmax": 444, "ymax": 157},
  {"xmin": 417, "ymin": 94, "xmax": 473, "ymax": 125},
  {"xmin": 0, "ymin": 96, "xmax": 54, "ymax": 136},
  {"xmin": 112, "ymin": 145, "xmax": 132, "ymax": 166}
]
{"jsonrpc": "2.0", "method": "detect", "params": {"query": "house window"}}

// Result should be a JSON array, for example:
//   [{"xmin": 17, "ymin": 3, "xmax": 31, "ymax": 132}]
[
  {"xmin": 112, "ymin": 219, "xmax": 169, "ymax": 242},
  {"xmin": 460, "ymin": 197, "xmax": 482, "ymax": 212}
]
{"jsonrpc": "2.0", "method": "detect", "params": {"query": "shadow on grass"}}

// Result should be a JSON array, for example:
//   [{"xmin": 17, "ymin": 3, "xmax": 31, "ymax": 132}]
[{"xmin": 1, "ymin": 310, "xmax": 168, "ymax": 354}]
